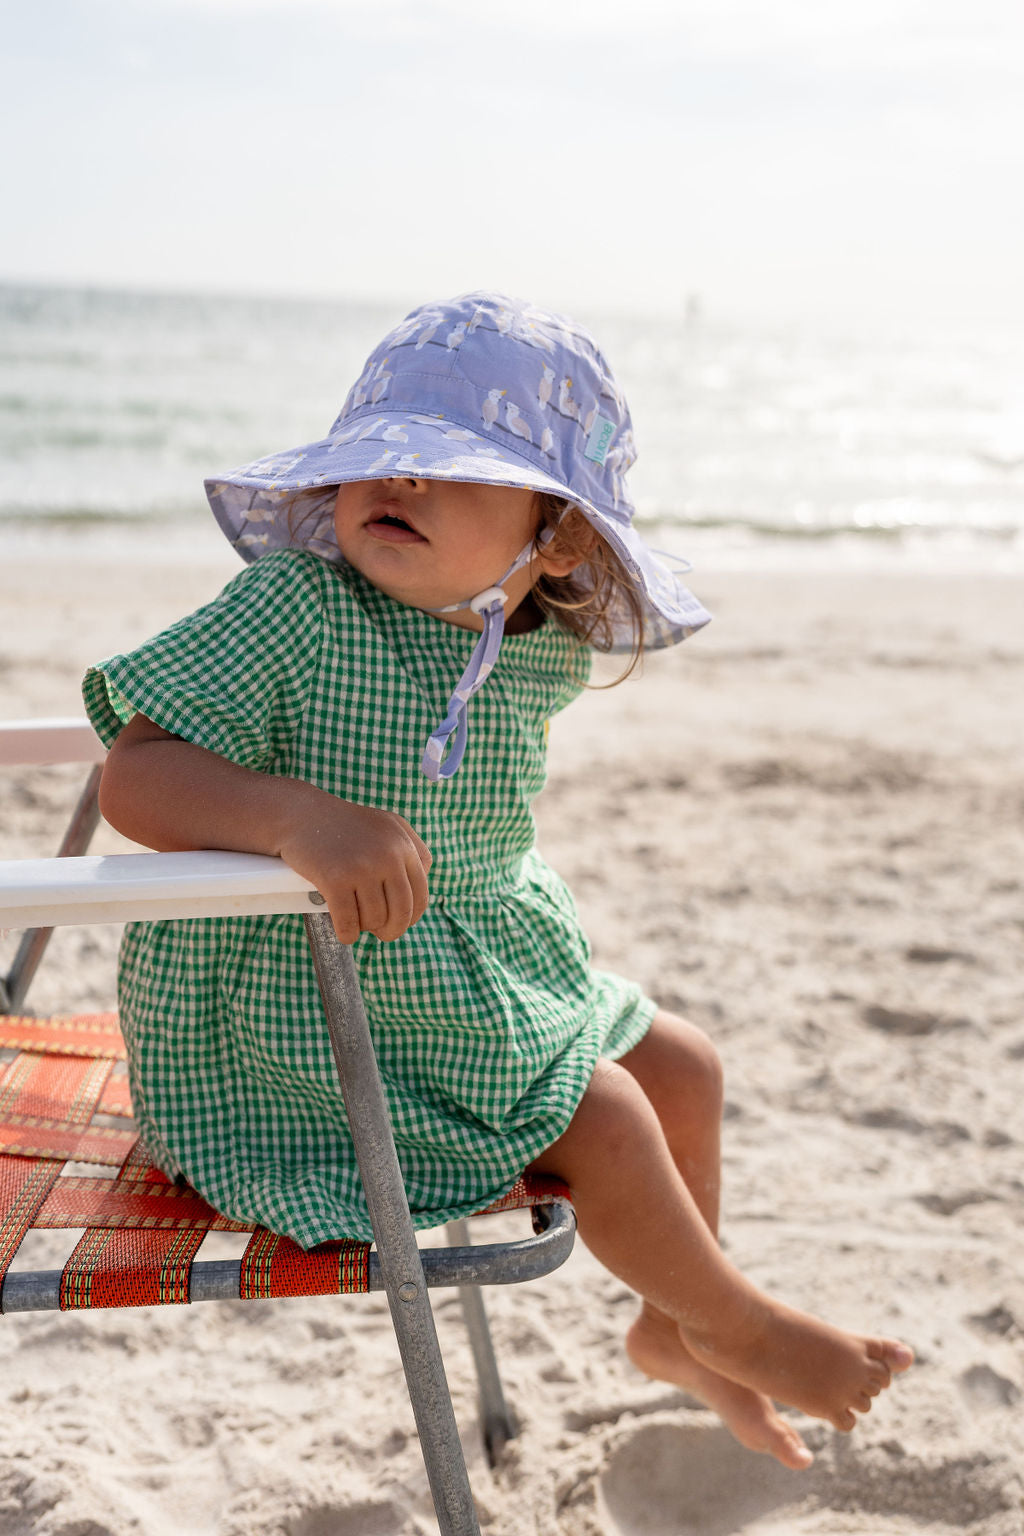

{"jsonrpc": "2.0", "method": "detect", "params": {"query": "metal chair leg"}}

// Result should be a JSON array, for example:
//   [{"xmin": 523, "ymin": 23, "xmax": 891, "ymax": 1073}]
[
  {"xmin": 446, "ymin": 1219, "xmax": 516, "ymax": 1466},
  {"xmin": 304, "ymin": 912, "xmax": 481, "ymax": 1536},
  {"xmin": 1, "ymin": 765, "xmax": 103, "ymax": 1014}
]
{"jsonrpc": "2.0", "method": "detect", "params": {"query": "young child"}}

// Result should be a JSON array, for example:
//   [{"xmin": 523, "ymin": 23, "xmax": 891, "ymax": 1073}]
[{"xmin": 84, "ymin": 291, "xmax": 911, "ymax": 1472}]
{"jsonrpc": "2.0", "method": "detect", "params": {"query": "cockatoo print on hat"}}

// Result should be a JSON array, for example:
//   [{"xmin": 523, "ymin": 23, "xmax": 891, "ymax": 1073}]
[
  {"xmin": 481, "ymin": 388, "xmax": 505, "ymax": 428},
  {"xmin": 505, "ymin": 401, "xmax": 532, "ymax": 442},
  {"xmin": 558, "ymin": 377, "xmax": 580, "ymax": 420}
]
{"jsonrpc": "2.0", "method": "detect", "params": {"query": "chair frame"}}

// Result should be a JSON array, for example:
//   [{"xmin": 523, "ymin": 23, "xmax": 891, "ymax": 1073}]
[
  {"xmin": 0, "ymin": 719, "xmax": 104, "ymax": 1014},
  {"xmin": 0, "ymin": 719, "xmax": 577, "ymax": 1536}
]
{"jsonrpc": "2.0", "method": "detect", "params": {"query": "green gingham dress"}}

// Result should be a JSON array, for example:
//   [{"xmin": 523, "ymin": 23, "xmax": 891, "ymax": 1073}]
[{"xmin": 83, "ymin": 549, "xmax": 656, "ymax": 1247}]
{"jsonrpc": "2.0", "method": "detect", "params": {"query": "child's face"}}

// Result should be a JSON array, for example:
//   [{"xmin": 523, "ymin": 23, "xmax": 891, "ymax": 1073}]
[{"xmin": 333, "ymin": 477, "xmax": 567, "ymax": 631}]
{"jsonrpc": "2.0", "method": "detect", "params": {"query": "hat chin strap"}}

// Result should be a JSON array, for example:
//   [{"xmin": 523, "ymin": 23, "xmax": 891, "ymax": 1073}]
[{"xmin": 420, "ymin": 531, "xmax": 553, "ymax": 782}]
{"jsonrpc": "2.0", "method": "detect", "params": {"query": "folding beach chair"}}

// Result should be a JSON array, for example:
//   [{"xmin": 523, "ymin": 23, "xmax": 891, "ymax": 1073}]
[{"xmin": 0, "ymin": 719, "xmax": 577, "ymax": 1536}]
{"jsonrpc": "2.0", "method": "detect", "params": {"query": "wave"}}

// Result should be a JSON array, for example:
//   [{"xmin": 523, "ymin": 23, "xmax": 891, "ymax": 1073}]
[{"xmin": 3, "ymin": 501, "xmax": 1021, "ymax": 547}]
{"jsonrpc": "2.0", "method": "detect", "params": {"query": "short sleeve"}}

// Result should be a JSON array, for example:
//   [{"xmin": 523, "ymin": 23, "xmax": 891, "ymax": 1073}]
[{"xmin": 82, "ymin": 550, "xmax": 328, "ymax": 773}]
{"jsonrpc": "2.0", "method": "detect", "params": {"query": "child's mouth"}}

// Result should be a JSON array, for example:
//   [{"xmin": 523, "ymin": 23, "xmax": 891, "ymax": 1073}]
[{"xmin": 366, "ymin": 513, "xmax": 427, "ymax": 545}]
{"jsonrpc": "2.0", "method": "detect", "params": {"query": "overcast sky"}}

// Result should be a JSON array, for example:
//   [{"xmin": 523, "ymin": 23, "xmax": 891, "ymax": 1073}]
[{"xmin": 4, "ymin": 0, "xmax": 1023, "ymax": 327}]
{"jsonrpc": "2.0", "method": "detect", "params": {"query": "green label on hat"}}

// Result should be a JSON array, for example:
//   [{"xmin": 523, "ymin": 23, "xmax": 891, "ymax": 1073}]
[{"xmin": 583, "ymin": 413, "xmax": 616, "ymax": 466}]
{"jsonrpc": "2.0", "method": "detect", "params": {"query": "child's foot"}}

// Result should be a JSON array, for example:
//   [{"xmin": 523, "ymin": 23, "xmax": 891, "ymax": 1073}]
[
  {"xmin": 625, "ymin": 1308, "xmax": 814, "ymax": 1471},
  {"xmin": 680, "ymin": 1289, "xmax": 913, "ymax": 1434}
]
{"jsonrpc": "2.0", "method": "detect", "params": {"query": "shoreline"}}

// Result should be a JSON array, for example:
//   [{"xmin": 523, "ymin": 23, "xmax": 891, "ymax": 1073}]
[{"xmin": 4, "ymin": 510, "xmax": 1024, "ymax": 577}]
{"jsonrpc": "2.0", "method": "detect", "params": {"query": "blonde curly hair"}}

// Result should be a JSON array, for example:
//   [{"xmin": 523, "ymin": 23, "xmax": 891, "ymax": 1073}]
[{"xmin": 531, "ymin": 494, "xmax": 645, "ymax": 683}]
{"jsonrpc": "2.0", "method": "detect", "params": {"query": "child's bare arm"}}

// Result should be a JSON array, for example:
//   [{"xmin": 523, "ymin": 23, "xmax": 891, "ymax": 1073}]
[{"xmin": 100, "ymin": 713, "xmax": 431, "ymax": 943}]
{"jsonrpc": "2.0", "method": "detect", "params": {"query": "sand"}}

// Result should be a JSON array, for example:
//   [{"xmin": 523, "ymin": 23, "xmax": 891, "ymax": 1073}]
[{"xmin": 1, "ymin": 531, "xmax": 1022, "ymax": 1535}]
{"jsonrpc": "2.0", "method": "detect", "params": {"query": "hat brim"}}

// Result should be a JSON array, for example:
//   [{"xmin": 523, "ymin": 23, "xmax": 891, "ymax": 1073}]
[{"xmin": 205, "ymin": 410, "xmax": 711, "ymax": 650}]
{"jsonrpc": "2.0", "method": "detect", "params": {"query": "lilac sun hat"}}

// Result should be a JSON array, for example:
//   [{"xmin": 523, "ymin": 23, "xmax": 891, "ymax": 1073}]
[
  {"xmin": 205, "ymin": 291, "xmax": 711, "ymax": 778},
  {"xmin": 206, "ymin": 291, "xmax": 711, "ymax": 645}
]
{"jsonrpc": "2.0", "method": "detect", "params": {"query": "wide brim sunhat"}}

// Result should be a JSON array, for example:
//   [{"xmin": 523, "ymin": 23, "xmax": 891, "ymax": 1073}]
[{"xmin": 205, "ymin": 290, "xmax": 711, "ymax": 652}]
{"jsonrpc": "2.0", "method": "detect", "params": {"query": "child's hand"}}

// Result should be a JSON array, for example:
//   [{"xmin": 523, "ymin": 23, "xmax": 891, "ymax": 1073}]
[
  {"xmin": 101, "ymin": 716, "xmax": 431, "ymax": 945},
  {"xmin": 278, "ymin": 797, "xmax": 432, "ymax": 945}
]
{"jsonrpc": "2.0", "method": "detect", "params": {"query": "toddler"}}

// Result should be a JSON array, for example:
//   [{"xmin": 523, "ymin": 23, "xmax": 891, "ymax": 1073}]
[{"xmin": 85, "ymin": 291, "xmax": 912, "ymax": 1471}]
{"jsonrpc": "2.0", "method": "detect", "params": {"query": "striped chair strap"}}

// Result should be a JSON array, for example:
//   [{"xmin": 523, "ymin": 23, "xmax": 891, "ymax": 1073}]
[
  {"xmin": 0, "ymin": 1012, "xmax": 124, "ymax": 1058},
  {"xmin": 240, "ymin": 1228, "xmax": 370, "ymax": 1299},
  {"xmin": 0, "ymin": 1152, "xmax": 64, "ymax": 1285},
  {"xmin": 36, "ymin": 1135, "xmax": 249, "ymax": 1233},
  {"xmin": 60, "ymin": 1226, "xmax": 205, "ymax": 1309},
  {"xmin": 0, "ymin": 1017, "xmax": 132, "ymax": 1167},
  {"xmin": 1, "ymin": 1014, "xmax": 572, "ymax": 1310}
]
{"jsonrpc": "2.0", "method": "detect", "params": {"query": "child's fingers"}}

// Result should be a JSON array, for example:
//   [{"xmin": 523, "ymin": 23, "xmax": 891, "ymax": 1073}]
[
  {"xmin": 328, "ymin": 889, "xmax": 363, "ymax": 946},
  {"xmin": 375, "ymin": 874, "xmax": 414, "ymax": 942},
  {"xmin": 406, "ymin": 847, "xmax": 430, "ymax": 924},
  {"xmin": 354, "ymin": 882, "xmax": 390, "ymax": 941},
  {"xmin": 373, "ymin": 848, "xmax": 430, "ymax": 941},
  {"xmin": 406, "ymin": 825, "xmax": 433, "ymax": 873}
]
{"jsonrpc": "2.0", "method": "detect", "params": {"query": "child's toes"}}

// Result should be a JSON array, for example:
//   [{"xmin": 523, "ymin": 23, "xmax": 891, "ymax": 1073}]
[{"xmin": 871, "ymin": 1338, "xmax": 914, "ymax": 1374}]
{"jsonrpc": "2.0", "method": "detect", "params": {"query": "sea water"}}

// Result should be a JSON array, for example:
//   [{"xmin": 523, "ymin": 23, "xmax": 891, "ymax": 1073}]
[{"xmin": 2, "ymin": 282, "xmax": 1022, "ymax": 571}]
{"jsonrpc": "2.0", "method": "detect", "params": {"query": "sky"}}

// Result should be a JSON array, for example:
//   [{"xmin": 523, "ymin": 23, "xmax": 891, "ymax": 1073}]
[{"xmin": 3, "ymin": 0, "xmax": 1024, "ymax": 327}]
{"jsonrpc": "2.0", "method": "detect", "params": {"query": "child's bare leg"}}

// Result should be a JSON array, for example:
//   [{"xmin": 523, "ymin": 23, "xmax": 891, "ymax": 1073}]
[
  {"xmin": 614, "ymin": 1014, "xmax": 813, "ymax": 1469},
  {"xmin": 617, "ymin": 1013, "xmax": 724, "ymax": 1233},
  {"xmin": 530, "ymin": 1050, "xmax": 912, "ymax": 1462}
]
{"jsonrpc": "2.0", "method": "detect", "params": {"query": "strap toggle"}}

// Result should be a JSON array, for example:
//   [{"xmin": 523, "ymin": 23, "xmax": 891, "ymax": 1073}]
[{"xmin": 469, "ymin": 586, "xmax": 509, "ymax": 615}]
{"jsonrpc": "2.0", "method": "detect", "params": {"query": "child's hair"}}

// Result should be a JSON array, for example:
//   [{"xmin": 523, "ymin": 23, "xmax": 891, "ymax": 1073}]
[
  {"xmin": 532, "ymin": 494, "xmax": 646, "ymax": 683},
  {"xmin": 284, "ymin": 486, "xmax": 340, "ymax": 558}
]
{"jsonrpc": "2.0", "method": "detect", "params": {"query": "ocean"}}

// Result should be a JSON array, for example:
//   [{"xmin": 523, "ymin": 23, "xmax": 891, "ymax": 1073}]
[{"xmin": 2, "ymin": 282, "xmax": 1022, "ymax": 571}]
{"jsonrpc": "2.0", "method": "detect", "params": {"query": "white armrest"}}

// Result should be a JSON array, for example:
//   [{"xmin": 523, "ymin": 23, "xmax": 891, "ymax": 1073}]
[
  {"xmin": 0, "ymin": 851, "xmax": 319, "ymax": 928},
  {"xmin": 0, "ymin": 718, "xmax": 107, "ymax": 766}
]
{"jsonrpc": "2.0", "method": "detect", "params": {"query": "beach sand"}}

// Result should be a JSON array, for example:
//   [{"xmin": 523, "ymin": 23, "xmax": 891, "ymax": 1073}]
[{"xmin": 1, "ymin": 535, "xmax": 1022, "ymax": 1535}]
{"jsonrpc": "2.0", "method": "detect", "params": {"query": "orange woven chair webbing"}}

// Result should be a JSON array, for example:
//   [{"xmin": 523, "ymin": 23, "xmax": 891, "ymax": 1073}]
[
  {"xmin": 1, "ymin": 1013, "xmax": 571, "ymax": 1311},
  {"xmin": 0, "ymin": 1012, "xmax": 135, "ymax": 1168},
  {"xmin": 0, "ymin": 1153, "xmax": 63, "ymax": 1279},
  {"xmin": 61, "ymin": 1226, "xmax": 205, "ymax": 1309},
  {"xmin": 479, "ymin": 1172, "xmax": 571, "ymax": 1216},
  {"xmin": 240, "ymin": 1228, "xmax": 370, "ymax": 1299},
  {"xmin": 36, "ymin": 1139, "xmax": 249, "ymax": 1233},
  {"xmin": 0, "ymin": 1013, "xmax": 124, "ymax": 1059},
  {"xmin": 0, "ymin": 1048, "xmax": 135, "ymax": 1164},
  {"xmin": 97, "ymin": 1075, "xmax": 133, "ymax": 1118}
]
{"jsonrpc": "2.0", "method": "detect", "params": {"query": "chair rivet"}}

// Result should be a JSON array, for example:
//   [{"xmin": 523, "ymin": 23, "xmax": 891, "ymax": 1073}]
[
  {"xmin": 398, "ymin": 1282, "xmax": 418, "ymax": 1302},
  {"xmin": 308, "ymin": 891, "xmax": 326, "ymax": 905}
]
